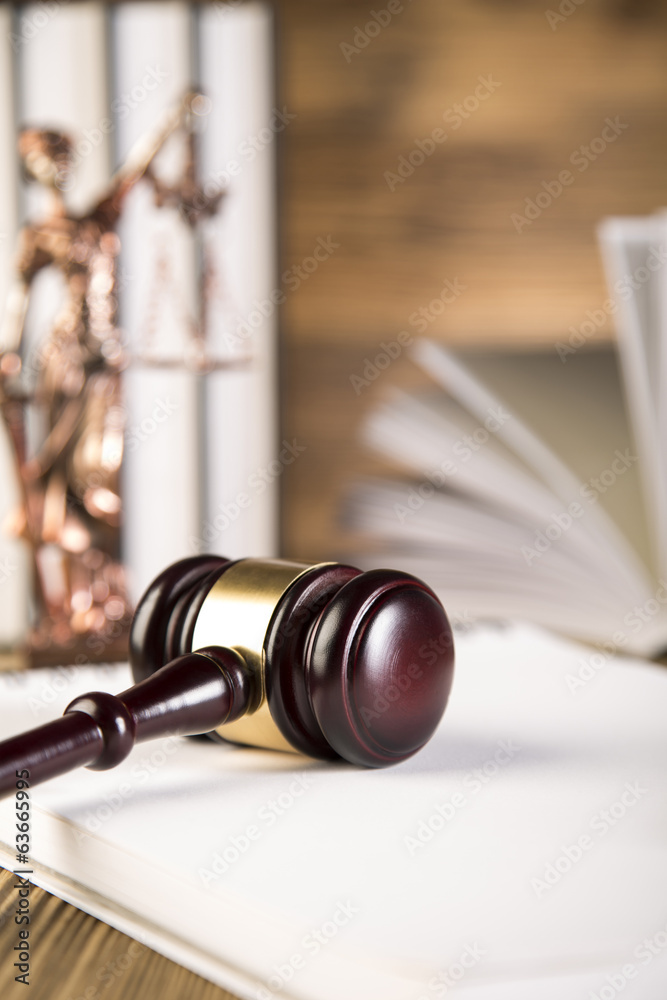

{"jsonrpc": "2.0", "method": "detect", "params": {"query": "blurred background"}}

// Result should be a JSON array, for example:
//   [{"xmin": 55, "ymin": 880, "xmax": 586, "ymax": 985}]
[
  {"xmin": 0, "ymin": 1, "xmax": 278, "ymax": 663},
  {"xmin": 278, "ymin": 0, "xmax": 667, "ymax": 560},
  {"xmin": 1, "ymin": 0, "xmax": 667, "ymax": 663}
]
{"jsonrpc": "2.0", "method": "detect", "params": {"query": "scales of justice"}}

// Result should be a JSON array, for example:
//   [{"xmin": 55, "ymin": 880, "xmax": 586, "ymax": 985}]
[{"xmin": 0, "ymin": 93, "xmax": 244, "ymax": 667}]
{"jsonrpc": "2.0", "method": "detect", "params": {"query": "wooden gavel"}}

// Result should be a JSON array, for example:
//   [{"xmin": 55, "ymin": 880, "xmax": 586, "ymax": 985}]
[{"xmin": 0, "ymin": 556, "xmax": 455, "ymax": 797}]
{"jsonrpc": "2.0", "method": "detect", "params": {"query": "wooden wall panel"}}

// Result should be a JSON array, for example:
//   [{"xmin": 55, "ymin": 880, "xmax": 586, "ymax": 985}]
[
  {"xmin": 276, "ymin": 0, "xmax": 667, "ymax": 558},
  {"xmin": 277, "ymin": 0, "xmax": 667, "ymax": 348}
]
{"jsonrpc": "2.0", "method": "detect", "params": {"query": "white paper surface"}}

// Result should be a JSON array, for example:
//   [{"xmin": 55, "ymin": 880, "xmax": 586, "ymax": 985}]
[{"xmin": 1, "ymin": 623, "xmax": 666, "ymax": 999}]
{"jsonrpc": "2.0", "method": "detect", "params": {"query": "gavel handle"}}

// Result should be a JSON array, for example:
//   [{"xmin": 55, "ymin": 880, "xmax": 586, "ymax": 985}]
[{"xmin": 0, "ymin": 646, "xmax": 251, "ymax": 800}]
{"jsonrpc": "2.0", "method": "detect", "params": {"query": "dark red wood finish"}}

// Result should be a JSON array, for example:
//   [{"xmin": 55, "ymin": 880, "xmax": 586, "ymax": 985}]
[
  {"xmin": 264, "ymin": 562, "xmax": 362, "ymax": 760},
  {"xmin": 0, "ymin": 646, "xmax": 250, "ymax": 796},
  {"xmin": 0, "ymin": 556, "xmax": 455, "ymax": 798},
  {"xmin": 129, "ymin": 555, "xmax": 230, "ymax": 682},
  {"xmin": 307, "ymin": 569, "xmax": 454, "ymax": 767}
]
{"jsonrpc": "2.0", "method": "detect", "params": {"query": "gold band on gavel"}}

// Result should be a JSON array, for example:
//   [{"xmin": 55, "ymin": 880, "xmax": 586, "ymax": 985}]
[{"xmin": 192, "ymin": 558, "xmax": 330, "ymax": 752}]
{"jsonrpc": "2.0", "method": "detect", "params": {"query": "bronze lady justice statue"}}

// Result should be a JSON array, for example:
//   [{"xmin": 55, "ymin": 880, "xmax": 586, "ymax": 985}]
[{"xmin": 0, "ymin": 94, "xmax": 223, "ymax": 664}]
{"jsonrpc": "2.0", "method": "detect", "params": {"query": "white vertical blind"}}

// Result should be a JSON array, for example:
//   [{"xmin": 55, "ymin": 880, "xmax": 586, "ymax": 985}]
[
  {"xmin": 198, "ymin": 2, "xmax": 278, "ymax": 560},
  {"xmin": 17, "ymin": 1, "xmax": 110, "ymax": 420},
  {"xmin": 0, "ymin": 1, "xmax": 278, "ymax": 638},
  {"xmin": 113, "ymin": 1, "xmax": 201, "ymax": 603},
  {"xmin": 0, "ymin": 5, "xmax": 28, "ymax": 650},
  {"xmin": 19, "ymin": 2, "xmax": 110, "ymax": 212},
  {"xmin": 1, "ymin": 2, "xmax": 110, "ymax": 651}
]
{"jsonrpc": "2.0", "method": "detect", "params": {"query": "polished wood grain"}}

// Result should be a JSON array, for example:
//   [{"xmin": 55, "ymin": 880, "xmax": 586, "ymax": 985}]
[
  {"xmin": 0, "ymin": 556, "xmax": 454, "ymax": 793},
  {"xmin": 0, "ymin": 644, "xmax": 247, "ymax": 797},
  {"xmin": 0, "ymin": 867, "xmax": 240, "ymax": 1000},
  {"xmin": 307, "ymin": 567, "xmax": 454, "ymax": 766}
]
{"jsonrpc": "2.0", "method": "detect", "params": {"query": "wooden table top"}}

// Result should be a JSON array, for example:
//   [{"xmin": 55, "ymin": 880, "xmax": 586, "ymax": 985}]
[{"xmin": 0, "ymin": 867, "xmax": 240, "ymax": 1000}]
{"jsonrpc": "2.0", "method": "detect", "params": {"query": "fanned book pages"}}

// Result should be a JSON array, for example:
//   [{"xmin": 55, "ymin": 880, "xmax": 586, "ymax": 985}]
[
  {"xmin": 1, "ymin": 624, "xmax": 667, "ymax": 998},
  {"xmin": 346, "ymin": 215, "xmax": 667, "ymax": 657}
]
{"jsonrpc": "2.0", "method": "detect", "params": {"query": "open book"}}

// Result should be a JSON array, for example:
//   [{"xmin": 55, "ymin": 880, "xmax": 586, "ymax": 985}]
[
  {"xmin": 346, "ymin": 213, "xmax": 667, "ymax": 658},
  {"xmin": 1, "ymin": 623, "xmax": 667, "ymax": 998}
]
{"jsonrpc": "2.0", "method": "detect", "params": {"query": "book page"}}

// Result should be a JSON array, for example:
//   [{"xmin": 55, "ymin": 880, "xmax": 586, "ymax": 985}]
[
  {"xmin": 455, "ymin": 346, "xmax": 650, "ymax": 576},
  {"xmin": 350, "ymin": 339, "xmax": 667, "ymax": 651},
  {"xmin": 1, "ymin": 628, "xmax": 667, "ymax": 999},
  {"xmin": 597, "ymin": 216, "xmax": 667, "ymax": 579}
]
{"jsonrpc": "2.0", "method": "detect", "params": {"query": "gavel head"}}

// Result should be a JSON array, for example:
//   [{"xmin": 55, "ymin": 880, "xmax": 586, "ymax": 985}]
[{"xmin": 130, "ymin": 556, "xmax": 455, "ymax": 767}]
